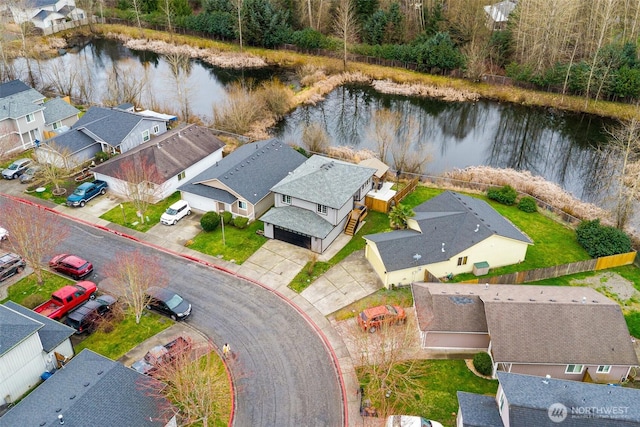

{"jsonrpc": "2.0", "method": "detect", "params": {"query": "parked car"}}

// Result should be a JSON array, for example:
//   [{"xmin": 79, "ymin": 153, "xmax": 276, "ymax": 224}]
[
  {"xmin": 160, "ymin": 200, "xmax": 191, "ymax": 225},
  {"xmin": 33, "ymin": 281, "xmax": 98, "ymax": 320},
  {"xmin": 131, "ymin": 336, "xmax": 192, "ymax": 375},
  {"xmin": 66, "ymin": 180, "xmax": 108, "ymax": 207},
  {"xmin": 357, "ymin": 304, "xmax": 406, "ymax": 333},
  {"xmin": 49, "ymin": 253, "xmax": 93, "ymax": 279},
  {"xmin": 2, "ymin": 158, "xmax": 31, "ymax": 179},
  {"xmin": 0, "ymin": 252, "xmax": 26, "ymax": 282},
  {"xmin": 64, "ymin": 294, "xmax": 117, "ymax": 334},
  {"xmin": 385, "ymin": 415, "xmax": 443, "ymax": 427},
  {"xmin": 0, "ymin": 227, "xmax": 7, "ymax": 241},
  {"xmin": 19, "ymin": 165, "xmax": 41, "ymax": 183},
  {"xmin": 145, "ymin": 286, "xmax": 192, "ymax": 321}
]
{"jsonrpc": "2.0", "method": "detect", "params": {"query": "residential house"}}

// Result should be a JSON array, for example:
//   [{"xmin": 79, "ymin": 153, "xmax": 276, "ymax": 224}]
[
  {"xmin": 413, "ymin": 283, "xmax": 639, "ymax": 383},
  {"xmin": 0, "ymin": 349, "xmax": 177, "ymax": 426},
  {"xmin": 261, "ymin": 155, "xmax": 376, "ymax": 252},
  {"xmin": 92, "ymin": 124, "xmax": 226, "ymax": 202},
  {"xmin": 0, "ymin": 80, "xmax": 80, "ymax": 153},
  {"xmin": 179, "ymin": 139, "xmax": 306, "ymax": 220},
  {"xmin": 0, "ymin": 301, "xmax": 75, "ymax": 406},
  {"xmin": 484, "ymin": 0, "xmax": 517, "ymax": 30},
  {"xmin": 36, "ymin": 106, "xmax": 168, "ymax": 168},
  {"xmin": 457, "ymin": 371, "xmax": 640, "ymax": 427},
  {"xmin": 358, "ymin": 157, "xmax": 389, "ymax": 189},
  {"xmin": 364, "ymin": 191, "xmax": 533, "ymax": 288},
  {"xmin": 8, "ymin": 0, "xmax": 85, "ymax": 30}
]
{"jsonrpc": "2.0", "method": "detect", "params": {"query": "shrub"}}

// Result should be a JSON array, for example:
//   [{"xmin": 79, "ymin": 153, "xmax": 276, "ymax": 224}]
[
  {"xmin": 290, "ymin": 28, "xmax": 332, "ymax": 50},
  {"xmin": 200, "ymin": 211, "xmax": 220, "ymax": 232},
  {"xmin": 473, "ymin": 352, "xmax": 493, "ymax": 376},
  {"xmin": 23, "ymin": 294, "xmax": 46, "ymax": 309},
  {"xmin": 518, "ymin": 196, "xmax": 537, "ymax": 213},
  {"xmin": 576, "ymin": 219, "xmax": 632, "ymax": 258},
  {"xmin": 232, "ymin": 216, "xmax": 249, "ymax": 229},
  {"xmin": 487, "ymin": 185, "xmax": 517, "ymax": 205},
  {"xmin": 257, "ymin": 79, "xmax": 293, "ymax": 120},
  {"xmin": 222, "ymin": 211, "xmax": 232, "ymax": 225}
]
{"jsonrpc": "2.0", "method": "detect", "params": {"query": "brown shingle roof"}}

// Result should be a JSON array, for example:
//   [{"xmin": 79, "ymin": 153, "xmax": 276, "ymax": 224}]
[
  {"xmin": 92, "ymin": 124, "xmax": 225, "ymax": 183},
  {"xmin": 413, "ymin": 283, "xmax": 487, "ymax": 333}
]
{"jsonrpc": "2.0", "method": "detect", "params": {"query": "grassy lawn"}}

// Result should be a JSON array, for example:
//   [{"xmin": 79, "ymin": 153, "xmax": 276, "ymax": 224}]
[
  {"xmin": 27, "ymin": 177, "xmax": 79, "ymax": 205},
  {"xmin": 358, "ymin": 359, "xmax": 498, "ymax": 427},
  {"xmin": 333, "ymin": 287, "xmax": 413, "ymax": 320},
  {"xmin": 100, "ymin": 192, "xmax": 181, "ymax": 232},
  {"xmin": 188, "ymin": 220, "xmax": 268, "ymax": 264},
  {"xmin": 1, "ymin": 271, "xmax": 73, "ymax": 306},
  {"xmin": 290, "ymin": 210, "xmax": 391, "ymax": 292},
  {"xmin": 73, "ymin": 310, "xmax": 172, "ymax": 360}
]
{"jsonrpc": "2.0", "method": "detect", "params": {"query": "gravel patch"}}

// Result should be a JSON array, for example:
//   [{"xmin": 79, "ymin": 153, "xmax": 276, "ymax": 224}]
[{"xmin": 573, "ymin": 272, "xmax": 640, "ymax": 304}]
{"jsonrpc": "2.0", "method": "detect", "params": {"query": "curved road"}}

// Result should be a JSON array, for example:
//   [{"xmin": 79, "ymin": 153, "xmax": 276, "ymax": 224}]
[{"xmin": 5, "ymin": 201, "xmax": 345, "ymax": 426}]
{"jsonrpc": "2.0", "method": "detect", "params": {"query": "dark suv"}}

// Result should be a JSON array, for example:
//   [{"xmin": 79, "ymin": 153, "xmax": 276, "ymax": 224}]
[
  {"xmin": 0, "ymin": 253, "xmax": 26, "ymax": 282},
  {"xmin": 145, "ymin": 287, "xmax": 192, "ymax": 321},
  {"xmin": 64, "ymin": 295, "xmax": 117, "ymax": 334}
]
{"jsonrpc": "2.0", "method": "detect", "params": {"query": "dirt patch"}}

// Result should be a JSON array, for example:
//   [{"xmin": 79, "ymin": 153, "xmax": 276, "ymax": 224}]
[{"xmin": 573, "ymin": 272, "xmax": 640, "ymax": 309}]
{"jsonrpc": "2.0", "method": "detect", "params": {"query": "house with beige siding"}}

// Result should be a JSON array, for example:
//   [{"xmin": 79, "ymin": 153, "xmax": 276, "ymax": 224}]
[
  {"xmin": 413, "ymin": 283, "xmax": 638, "ymax": 383},
  {"xmin": 364, "ymin": 191, "xmax": 532, "ymax": 288},
  {"xmin": 457, "ymin": 372, "xmax": 640, "ymax": 427},
  {"xmin": 0, "ymin": 302, "xmax": 75, "ymax": 407},
  {"xmin": 178, "ymin": 139, "xmax": 306, "ymax": 221},
  {"xmin": 260, "ymin": 155, "xmax": 375, "ymax": 253}
]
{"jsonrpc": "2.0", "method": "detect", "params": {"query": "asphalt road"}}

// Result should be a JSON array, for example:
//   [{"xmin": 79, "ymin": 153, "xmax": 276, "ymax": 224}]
[{"xmin": 1, "ymin": 197, "xmax": 345, "ymax": 426}]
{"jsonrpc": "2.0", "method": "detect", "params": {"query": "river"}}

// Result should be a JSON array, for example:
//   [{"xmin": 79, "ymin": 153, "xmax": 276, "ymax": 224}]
[{"xmin": 10, "ymin": 39, "xmax": 614, "ymax": 204}]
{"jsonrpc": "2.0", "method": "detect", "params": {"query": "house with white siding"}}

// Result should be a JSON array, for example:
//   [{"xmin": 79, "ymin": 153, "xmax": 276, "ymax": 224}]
[{"xmin": 0, "ymin": 302, "xmax": 75, "ymax": 407}]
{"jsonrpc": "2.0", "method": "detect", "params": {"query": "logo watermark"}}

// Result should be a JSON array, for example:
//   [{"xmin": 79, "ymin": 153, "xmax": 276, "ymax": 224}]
[{"xmin": 548, "ymin": 403, "xmax": 629, "ymax": 423}]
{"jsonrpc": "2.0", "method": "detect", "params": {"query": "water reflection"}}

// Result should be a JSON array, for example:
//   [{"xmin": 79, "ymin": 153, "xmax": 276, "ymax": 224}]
[{"xmin": 274, "ymin": 84, "xmax": 613, "ymax": 202}]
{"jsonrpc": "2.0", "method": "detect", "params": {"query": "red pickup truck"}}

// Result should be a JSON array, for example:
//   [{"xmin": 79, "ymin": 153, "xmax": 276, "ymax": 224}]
[{"xmin": 33, "ymin": 281, "xmax": 98, "ymax": 320}]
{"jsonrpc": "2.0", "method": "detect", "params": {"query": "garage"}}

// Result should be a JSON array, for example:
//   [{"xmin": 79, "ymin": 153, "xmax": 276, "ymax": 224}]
[{"xmin": 274, "ymin": 226, "xmax": 311, "ymax": 250}]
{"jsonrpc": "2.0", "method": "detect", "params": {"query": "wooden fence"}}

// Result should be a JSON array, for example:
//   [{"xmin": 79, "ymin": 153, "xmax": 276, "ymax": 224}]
[
  {"xmin": 458, "ymin": 251, "xmax": 636, "ymax": 285},
  {"xmin": 365, "ymin": 177, "xmax": 420, "ymax": 213}
]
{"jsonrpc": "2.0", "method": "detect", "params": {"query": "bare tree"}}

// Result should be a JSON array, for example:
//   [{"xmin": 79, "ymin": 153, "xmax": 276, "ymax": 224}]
[
  {"xmin": 212, "ymin": 82, "xmax": 266, "ymax": 134},
  {"xmin": 604, "ymin": 117, "xmax": 640, "ymax": 229},
  {"xmin": 159, "ymin": 0, "xmax": 175, "ymax": 36},
  {"xmin": 36, "ymin": 141, "xmax": 76, "ymax": 195},
  {"xmin": 390, "ymin": 116, "xmax": 431, "ymax": 175},
  {"xmin": 0, "ymin": 125, "xmax": 20, "ymax": 161},
  {"xmin": 114, "ymin": 155, "xmax": 167, "ymax": 224},
  {"xmin": 333, "ymin": 0, "xmax": 358, "ymax": 70},
  {"xmin": 301, "ymin": 122, "xmax": 329, "ymax": 154},
  {"xmin": 103, "ymin": 61, "xmax": 147, "ymax": 106},
  {"xmin": 164, "ymin": 53, "xmax": 193, "ymax": 122},
  {"xmin": 148, "ymin": 343, "xmax": 232, "ymax": 426},
  {"xmin": 368, "ymin": 109, "xmax": 402, "ymax": 163},
  {"xmin": 230, "ymin": 0, "xmax": 244, "ymax": 51},
  {"xmin": 1, "ymin": 197, "xmax": 70, "ymax": 284},
  {"xmin": 350, "ymin": 314, "xmax": 429, "ymax": 418},
  {"xmin": 107, "ymin": 249, "xmax": 168, "ymax": 324},
  {"xmin": 45, "ymin": 60, "xmax": 78, "ymax": 97}
]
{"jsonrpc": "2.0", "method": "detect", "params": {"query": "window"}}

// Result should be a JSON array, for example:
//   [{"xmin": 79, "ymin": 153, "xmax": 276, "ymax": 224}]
[
  {"xmin": 178, "ymin": 171, "xmax": 186, "ymax": 181},
  {"xmin": 565, "ymin": 364, "xmax": 583, "ymax": 374},
  {"xmin": 238, "ymin": 200, "xmax": 247, "ymax": 210},
  {"xmin": 52, "ymin": 121, "xmax": 61, "ymax": 130},
  {"xmin": 153, "ymin": 125, "xmax": 160, "ymax": 134},
  {"xmin": 317, "ymin": 204, "xmax": 327, "ymax": 215},
  {"xmin": 596, "ymin": 365, "xmax": 611, "ymax": 374},
  {"xmin": 457, "ymin": 256, "xmax": 468, "ymax": 266},
  {"xmin": 142, "ymin": 130, "xmax": 150, "ymax": 142},
  {"xmin": 282, "ymin": 194, "xmax": 291, "ymax": 204},
  {"xmin": 26, "ymin": 113, "xmax": 34, "ymax": 123}
]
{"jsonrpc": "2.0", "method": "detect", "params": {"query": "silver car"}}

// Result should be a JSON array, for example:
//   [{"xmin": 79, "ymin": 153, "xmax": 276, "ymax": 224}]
[
  {"xmin": 2, "ymin": 158, "xmax": 31, "ymax": 180},
  {"xmin": 20, "ymin": 165, "xmax": 41, "ymax": 183}
]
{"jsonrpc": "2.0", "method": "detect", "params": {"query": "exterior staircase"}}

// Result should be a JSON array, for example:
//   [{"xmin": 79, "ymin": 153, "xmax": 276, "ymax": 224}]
[{"xmin": 344, "ymin": 204, "xmax": 368, "ymax": 236}]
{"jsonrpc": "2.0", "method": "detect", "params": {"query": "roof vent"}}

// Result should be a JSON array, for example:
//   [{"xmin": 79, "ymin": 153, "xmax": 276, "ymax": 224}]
[
  {"xmin": 474, "ymin": 224, "xmax": 479, "ymax": 232},
  {"xmin": 549, "ymin": 299, "xmax": 556, "ymax": 302},
  {"xmin": 494, "ymin": 297, "xmax": 500, "ymax": 300},
  {"xmin": 507, "ymin": 298, "xmax": 514, "ymax": 301},
  {"xmin": 56, "ymin": 408, "xmax": 62, "ymax": 413},
  {"xmin": 529, "ymin": 298, "xmax": 535, "ymax": 301},
  {"xmin": 84, "ymin": 382, "xmax": 90, "ymax": 387},
  {"xmin": 97, "ymin": 370, "xmax": 103, "ymax": 375},
  {"xmin": 58, "ymin": 414, "xmax": 64, "ymax": 425},
  {"xmin": 39, "ymin": 422, "xmax": 46, "ymax": 426},
  {"xmin": 572, "ymin": 299, "xmax": 578, "ymax": 303},
  {"xmin": 592, "ymin": 300, "xmax": 599, "ymax": 303},
  {"xmin": 542, "ymin": 374, "xmax": 551, "ymax": 384},
  {"xmin": 69, "ymin": 394, "xmax": 76, "ymax": 400},
  {"xmin": 582, "ymin": 296, "xmax": 586, "ymax": 304}
]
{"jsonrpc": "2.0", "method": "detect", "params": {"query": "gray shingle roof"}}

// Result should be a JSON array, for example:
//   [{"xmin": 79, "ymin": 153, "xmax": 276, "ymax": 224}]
[
  {"xmin": 0, "ymin": 305, "xmax": 42, "ymax": 357},
  {"xmin": 92, "ymin": 124, "xmax": 225, "ymax": 183},
  {"xmin": 271, "ymin": 155, "xmax": 376, "ymax": 208},
  {"xmin": 73, "ymin": 106, "xmax": 159, "ymax": 146},
  {"xmin": 260, "ymin": 205, "xmax": 334, "ymax": 238},
  {"xmin": 456, "ymin": 391, "xmax": 502, "ymax": 427},
  {"xmin": 179, "ymin": 139, "xmax": 306, "ymax": 205},
  {"xmin": 43, "ymin": 98, "xmax": 79, "ymax": 125},
  {"xmin": 0, "ymin": 349, "xmax": 174, "ymax": 427},
  {"xmin": 497, "ymin": 371, "xmax": 640, "ymax": 425},
  {"xmin": 42, "ymin": 127, "xmax": 99, "ymax": 155},
  {"xmin": 483, "ymin": 288, "xmax": 638, "ymax": 365},
  {"xmin": 0, "ymin": 80, "xmax": 30, "ymax": 98},
  {"xmin": 4, "ymin": 301, "xmax": 75, "ymax": 353},
  {"xmin": 412, "ymin": 283, "xmax": 488, "ymax": 333},
  {"xmin": 365, "ymin": 191, "xmax": 532, "ymax": 272},
  {"xmin": 0, "ymin": 89, "xmax": 44, "ymax": 121}
]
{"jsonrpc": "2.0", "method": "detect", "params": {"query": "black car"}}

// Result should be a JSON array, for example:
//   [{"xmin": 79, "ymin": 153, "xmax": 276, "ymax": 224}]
[
  {"xmin": 64, "ymin": 294, "xmax": 117, "ymax": 334},
  {"xmin": 0, "ymin": 253, "xmax": 26, "ymax": 282},
  {"xmin": 145, "ymin": 287, "xmax": 192, "ymax": 321}
]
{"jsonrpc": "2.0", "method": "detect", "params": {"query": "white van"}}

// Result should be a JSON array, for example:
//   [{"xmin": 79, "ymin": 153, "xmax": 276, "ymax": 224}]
[
  {"xmin": 161, "ymin": 200, "xmax": 191, "ymax": 225},
  {"xmin": 385, "ymin": 415, "xmax": 443, "ymax": 427}
]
